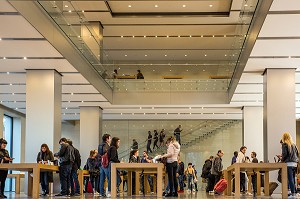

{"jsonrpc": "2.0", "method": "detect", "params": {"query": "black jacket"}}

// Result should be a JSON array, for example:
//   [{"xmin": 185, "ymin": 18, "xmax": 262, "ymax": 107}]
[
  {"xmin": 87, "ymin": 157, "xmax": 99, "ymax": 172},
  {"xmin": 56, "ymin": 143, "xmax": 74, "ymax": 165},
  {"xmin": 72, "ymin": 147, "xmax": 81, "ymax": 170},
  {"xmin": 36, "ymin": 151, "xmax": 54, "ymax": 182},
  {"xmin": 282, "ymin": 143, "xmax": 299, "ymax": 163},
  {"xmin": 0, "ymin": 149, "xmax": 10, "ymax": 164},
  {"xmin": 201, "ymin": 159, "xmax": 212, "ymax": 178},
  {"xmin": 108, "ymin": 146, "xmax": 120, "ymax": 163}
]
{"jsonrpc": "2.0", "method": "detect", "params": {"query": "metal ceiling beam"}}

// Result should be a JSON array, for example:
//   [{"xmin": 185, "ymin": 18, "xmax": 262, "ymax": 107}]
[{"xmin": 227, "ymin": 0, "xmax": 274, "ymax": 102}]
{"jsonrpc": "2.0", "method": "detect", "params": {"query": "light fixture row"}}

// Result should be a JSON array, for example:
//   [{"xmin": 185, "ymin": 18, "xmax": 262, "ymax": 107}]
[
  {"xmin": 127, "ymin": 4, "xmax": 212, "ymax": 8},
  {"xmin": 118, "ymin": 35, "xmax": 246, "ymax": 38}
]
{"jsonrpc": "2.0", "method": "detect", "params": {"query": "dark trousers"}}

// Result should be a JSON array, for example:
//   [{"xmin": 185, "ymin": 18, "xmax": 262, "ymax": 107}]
[
  {"xmin": 0, "ymin": 170, "xmax": 8, "ymax": 194},
  {"xmin": 166, "ymin": 162, "xmax": 178, "ymax": 194},
  {"xmin": 146, "ymin": 142, "xmax": 152, "ymax": 153},
  {"xmin": 90, "ymin": 174, "xmax": 99, "ymax": 191},
  {"xmin": 178, "ymin": 174, "xmax": 184, "ymax": 190},
  {"xmin": 59, "ymin": 164, "xmax": 72, "ymax": 195},
  {"xmin": 40, "ymin": 172, "xmax": 49, "ymax": 194},
  {"xmin": 206, "ymin": 174, "xmax": 214, "ymax": 192},
  {"xmin": 153, "ymin": 140, "xmax": 159, "ymax": 150},
  {"xmin": 70, "ymin": 169, "xmax": 80, "ymax": 194},
  {"xmin": 132, "ymin": 172, "xmax": 136, "ymax": 195},
  {"xmin": 214, "ymin": 174, "xmax": 221, "ymax": 187},
  {"xmin": 140, "ymin": 174, "xmax": 153, "ymax": 192},
  {"xmin": 251, "ymin": 174, "xmax": 257, "ymax": 194},
  {"xmin": 240, "ymin": 173, "xmax": 246, "ymax": 192},
  {"xmin": 287, "ymin": 166, "xmax": 296, "ymax": 194}
]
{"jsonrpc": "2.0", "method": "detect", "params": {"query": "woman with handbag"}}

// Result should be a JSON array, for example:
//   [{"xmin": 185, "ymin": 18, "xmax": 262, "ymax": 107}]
[{"xmin": 87, "ymin": 150, "xmax": 100, "ymax": 195}]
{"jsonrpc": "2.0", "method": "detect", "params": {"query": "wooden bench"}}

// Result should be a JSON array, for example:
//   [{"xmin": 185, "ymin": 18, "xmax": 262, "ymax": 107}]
[{"xmin": 7, "ymin": 173, "xmax": 25, "ymax": 194}]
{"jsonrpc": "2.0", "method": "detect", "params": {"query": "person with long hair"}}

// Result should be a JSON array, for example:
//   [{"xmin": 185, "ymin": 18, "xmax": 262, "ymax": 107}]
[
  {"xmin": 87, "ymin": 150, "xmax": 100, "ymax": 195},
  {"xmin": 160, "ymin": 136, "xmax": 180, "ymax": 197},
  {"xmin": 0, "ymin": 138, "xmax": 13, "ymax": 198},
  {"xmin": 107, "ymin": 137, "xmax": 121, "ymax": 198},
  {"xmin": 281, "ymin": 132, "xmax": 299, "ymax": 197},
  {"xmin": 36, "ymin": 143, "xmax": 54, "ymax": 196}
]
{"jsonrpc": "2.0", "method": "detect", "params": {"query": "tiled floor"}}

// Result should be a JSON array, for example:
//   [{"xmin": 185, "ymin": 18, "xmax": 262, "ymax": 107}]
[{"xmin": 3, "ymin": 192, "xmax": 285, "ymax": 199}]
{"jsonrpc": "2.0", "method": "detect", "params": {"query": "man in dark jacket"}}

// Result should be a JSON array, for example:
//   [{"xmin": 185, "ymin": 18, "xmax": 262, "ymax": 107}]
[
  {"xmin": 132, "ymin": 139, "xmax": 138, "ymax": 150},
  {"xmin": 0, "ymin": 138, "xmax": 12, "ymax": 198},
  {"xmin": 174, "ymin": 125, "xmax": 182, "ymax": 145},
  {"xmin": 98, "ymin": 134, "xmax": 111, "ymax": 197},
  {"xmin": 67, "ymin": 140, "xmax": 81, "ymax": 196},
  {"xmin": 54, "ymin": 138, "xmax": 73, "ymax": 196},
  {"xmin": 177, "ymin": 157, "xmax": 185, "ymax": 193},
  {"xmin": 206, "ymin": 150, "xmax": 224, "ymax": 192}
]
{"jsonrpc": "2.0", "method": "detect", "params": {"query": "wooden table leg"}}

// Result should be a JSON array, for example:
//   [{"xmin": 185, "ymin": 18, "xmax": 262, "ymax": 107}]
[
  {"xmin": 15, "ymin": 175, "xmax": 20, "ymax": 194},
  {"xmin": 235, "ymin": 165, "xmax": 241, "ymax": 197},
  {"xmin": 136, "ymin": 171, "xmax": 140, "ymax": 195},
  {"xmin": 78, "ymin": 170, "xmax": 84, "ymax": 195},
  {"xmin": 247, "ymin": 173, "xmax": 252, "ymax": 193},
  {"xmin": 257, "ymin": 172, "xmax": 261, "ymax": 196},
  {"xmin": 281, "ymin": 166, "xmax": 288, "ymax": 198},
  {"xmin": 157, "ymin": 166, "xmax": 163, "ymax": 197},
  {"xmin": 32, "ymin": 167, "xmax": 40, "ymax": 198},
  {"xmin": 127, "ymin": 171, "xmax": 132, "ymax": 196},
  {"xmin": 226, "ymin": 170, "xmax": 232, "ymax": 196},
  {"xmin": 111, "ymin": 164, "xmax": 117, "ymax": 198},
  {"xmin": 264, "ymin": 171, "xmax": 270, "ymax": 196},
  {"xmin": 26, "ymin": 172, "xmax": 33, "ymax": 196}
]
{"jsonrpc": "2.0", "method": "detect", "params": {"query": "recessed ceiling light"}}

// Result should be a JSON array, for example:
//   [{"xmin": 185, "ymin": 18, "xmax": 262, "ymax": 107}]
[
  {"xmin": 82, "ymin": 10, "xmax": 84, "ymax": 13},
  {"xmin": 225, "ymin": 54, "xmax": 227, "ymax": 56},
  {"xmin": 6, "ymin": 72, "xmax": 9, "ymax": 74},
  {"xmin": 212, "ymin": 35, "xmax": 215, "ymax": 37},
  {"xmin": 209, "ymin": 4, "xmax": 213, "ymax": 7},
  {"xmin": 183, "ymin": 5, "xmax": 186, "ymax": 7},
  {"xmin": 153, "ymin": 70, "xmax": 155, "ymax": 72},
  {"xmin": 224, "ymin": 35, "xmax": 227, "ymax": 37},
  {"xmin": 185, "ymin": 55, "xmax": 187, "ymax": 57},
  {"xmin": 3, "ymin": 57, "xmax": 6, "ymax": 60},
  {"xmin": 23, "ymin": 57, "xmax": 27, "ymax": 60},
  {"xmin": 203, "ymin": 69, "xmax": 206, "ymax": 72},
  {"xmin": 155, "ymin": 35, "xmax": 158, "ymax": 38},
  {"xmin": 15, "ymin": 108, "xmax": 18, "ymax": 110},
  {"xmin": 71, "ymin": 93, "xmax": 73, "ymax": 95},
  {"xmin": 178, "ymin": 35, "xmax": 180, "ymax": 37},
  {"xmin": 0, "ymin": 38, "xmax": 2, "ymax": 41},
  {"xmin": 244, "ymin": 4, "xmax": 248, "ymax": 7},
  {"xmin": 81, "ymin": 101, "xmax": 84, "ymax": 103},
  {"xmin": 121, "ymin": 36, "xmax": 123, "ymax": 38},
  {"xmin": 205, "ymin": 54, "xmax": 207, "ymax": 56},
  {"xmin": 12, "ymin": 93, "xmax": 14, "ymax": 95},
  {"xmin": 186, "ymin": 70, "xmax": 189, "ymax": 72},
  {"xmin": 144, "ymin": 35, "xmax": 146, "ymax": 38},
  {"xmin": 128, "ymin": 5, "xmax": 132, "ymax": 7},
  {"xmin": 125, "ymin": 55, "xmax": 127, "ymax": 56},
  {"xmin": 10, "ymin": 83, "xmax": 12, "ymax": 86},
  {"xmin": 145, "ymin": 55, "xmax": 147, "ymax": 56},
  {"xmin": 68, "ymin": 10, "xmax": 71, "ymax": 13},
  {"xmin": 165, "ymin": 55, "xmax": 167, "ymax": 57},
  {"xmin": 190, "ymin": 35, "xmax": 192, "ymax": 37},
  {"xmin": 132, "ymin": 36, "xmax": 135, "ymax": 38},
  {"xmin": 166, "ymin": 35, "xmax": 169, "ymax": 38},
  {"xmin": 65, "ymin": 5, "xmax": 68, "ymax": 8},
  {"xmin": 170, "ymin": 69, "xmax": 172, "ymax": 72},
  {"xmin": 155, "ymin": 5, "xmax": 158, "ymax": 8}
]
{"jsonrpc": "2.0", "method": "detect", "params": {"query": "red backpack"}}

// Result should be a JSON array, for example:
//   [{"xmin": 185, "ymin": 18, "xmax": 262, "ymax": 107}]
[{"xmin": 101, "ymin": 144, "xmax": 109, "ymax": 168}]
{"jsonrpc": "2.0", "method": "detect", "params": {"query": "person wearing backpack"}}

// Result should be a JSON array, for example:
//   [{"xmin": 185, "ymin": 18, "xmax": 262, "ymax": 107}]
[
  {"xmin": 98, "ymin": 134, "xmax": 111, "ymax": 197},
  {"xmin": 185, "ymin": 163, "xmax": 196, "ymax": 194},
  {"xmin": 281, "ymin": 132, "xmax": 299, "ymax": 197},
  {"xmin": 67, "ymin": 140, "xmax": 81, "ymax": 196}
]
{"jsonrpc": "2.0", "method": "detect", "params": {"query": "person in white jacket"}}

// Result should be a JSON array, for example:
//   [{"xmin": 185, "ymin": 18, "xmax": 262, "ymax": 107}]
[
  {"xmin": 161, "ymin": 137, "xmax": 180, "ymax": 197},
  {"xmin": 236, "ymin": 146, "xmax": 247, "ymax": 193}
]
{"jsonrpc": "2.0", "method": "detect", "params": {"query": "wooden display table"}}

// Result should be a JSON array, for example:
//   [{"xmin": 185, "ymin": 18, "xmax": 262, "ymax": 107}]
[
  {"xmin": 111, "ymin": 163, "xmax": 164, "ymax": 198},
  {"xmin": 0, "ymin": 163, "xmax": 59, "ymax": 198},
  {"xmin": 78, "ymin": 170, "xmax": 89, "ymax": 195},
  {"xmin": 225, "ymin": 163, "xmax": 287, "ymax": 198},
  {"xmin": 116, "ymin": 76, "xmax": 135, "ymax": 79},
  {"xmin": 7, "ymin": 173, "xmax": 25, "ymax": 194}
]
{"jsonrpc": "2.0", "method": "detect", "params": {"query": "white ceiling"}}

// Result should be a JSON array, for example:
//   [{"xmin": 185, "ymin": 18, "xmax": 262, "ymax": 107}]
[{"xmin": 0, "ymin": 0, "xmax": 300, "ymax": 120}]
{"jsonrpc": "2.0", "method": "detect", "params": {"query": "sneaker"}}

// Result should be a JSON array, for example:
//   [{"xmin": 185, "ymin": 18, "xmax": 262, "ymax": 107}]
[
  {"xmin": 139, "ymin": 191, "xmax": 143, "ymax": 194},
  {"xmin": 106, "ymin": 193, "xmax": 111, "ymax": 198},
  {"xmin": 173, "ymin": 192, "xmax": 178, "ymax": 197},
  {"xmin": 246, "ymin": 192, "xmax": 252, "ymax": 196},
  {"xmin": 55, "ymin": 193, "xmax": 69, "ymax": 197},
  {"xmin": 164, "ymin": 193, "xmax": 173, "ymax": 197},
  {"xmin": 100, "ymin": 194, "xmax": 106, "ymax": 197},
  {"xmin": 0, "ymin": 195, "xmax": 7, "ymax": 199},
  {"xmin": 177, "ymin": 190, "xmax": 184, "ymax": 193},
  {"xmin": 151, "ymin": 192, "xmax": 154, "ymax": 194},
  {"xmin": 94, "ymin": 192, "xmax": 100, "ymax": 196}
]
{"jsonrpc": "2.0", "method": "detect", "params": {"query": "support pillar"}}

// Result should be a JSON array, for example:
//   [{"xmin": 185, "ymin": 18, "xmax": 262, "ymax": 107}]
[
  {"xmin": 26, "ymin": 70, "xmax": 62, "ymax": 162},
  {"xmin": 80, "ymin": 107, "xmax": 102, "ymax": 165},
  {"xmin": 243, "ymin": 106, "xmax": 263, "ymax": 161},
  {"xmin": 263, "ymin": 68, "xmax": 296, "ymax": 162}
]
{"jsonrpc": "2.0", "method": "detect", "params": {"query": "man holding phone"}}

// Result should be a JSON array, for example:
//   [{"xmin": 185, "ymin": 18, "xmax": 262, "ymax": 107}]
[{"xmin": 0, "ymin": 138, "xmax": 13, "ymax": 198}]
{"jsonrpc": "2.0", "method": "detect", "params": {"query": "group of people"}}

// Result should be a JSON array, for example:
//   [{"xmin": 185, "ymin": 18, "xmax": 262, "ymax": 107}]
[
  {"xmin": 112, "ymin": 69, "xmax": 144, "ymax": 79},
  {"xmin": 144, "ymin": 129, "xmax": 166, "ymax": 154}
]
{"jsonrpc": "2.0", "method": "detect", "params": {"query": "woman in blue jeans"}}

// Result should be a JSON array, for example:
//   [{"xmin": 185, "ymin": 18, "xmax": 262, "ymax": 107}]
[
  {"xmin": 280, "ymin": 132, "xmax": 299, "ymax": 197},
  {"xmin": 107, "ymin": 137, "xmax": 121, "ymax": 198}
]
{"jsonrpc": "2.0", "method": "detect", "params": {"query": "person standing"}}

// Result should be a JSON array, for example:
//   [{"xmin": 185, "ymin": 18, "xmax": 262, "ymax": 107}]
[
  {"xmin": 107, "ymin": 137, "xmax": 121, "ymax": 198},
  {"xmin": 159, "ymin": 129, "xmax": 165, "ymax": 147},
  {"xmin": 281, "ymin": 132, "xmax": 299, "ymax": 197},
  {"xmin": 250, "ymin": 151, "xmax": 258, "ymax": 196},
  {"xmin": 231, "ymin": 151, "xmax": 238, "ymax": 165},
  {"xmin": 177, "ymin": 157, "xmax": 185, "ymax": 193},
  {"xmin": 67, "ymin": 140, "xmax": 81, "ymax": 196},
  {"xmin": 129, "ymin": 149, "xmax": 139, "ymax": 195},
  {"xmin": 131, "ymin": 139, "xmax": 138, "ymax": 150},
  {"xmin": 0, "ymin": 138, "xmax": 13, "ymax": 198},
  {"xmin": 36, "ymin": 143, "xmax": 54, "ymax": 196},
  {"xmin": 87, "ymin": 150, "xmax": 100, "ymax": 195},
  {"xmin": 185, "ymin": 163, "xmax": 196, "ymax": 194},
  {"xmin": 161, "ymin": 137, "xmax": 180, "ymax": 197},
  {"xmin": 113, "ymin": 69, "xmax": 118, "ymax": 79},
  {"xmin": 98, "ymin": 134, "xmax": 111, "ymax": 197},
  {"xmin": 146, "ymin": 131, "xmax": 153, "ymax": 153},
  {"xmin": 153, "ymin": 130, "xmax": 159, "ymax": 151},
  {"xmin": 236, "ymin": 146, "xmax": 247, "ymax": 193},
  {"xmin": 210, "ymin": 150, "xmax": 224, "ymax": 187},
  {"xmin": 136, "ymin": 70, "xmax": 144, "ymax": 79},
  {"xmin": 174, "ymin": 125, "xmax": 182, "ymax": 145},
  {"xmin": 192, "ymin": 165, "xmax": 198, "ymax": 192},
  {"xmin": 54, "ymin": 138, "xmax": 74, "ymax": 197}
]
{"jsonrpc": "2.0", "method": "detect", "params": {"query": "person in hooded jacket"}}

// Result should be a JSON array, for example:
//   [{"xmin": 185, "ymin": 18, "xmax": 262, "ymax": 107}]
[
  {"xmin": 0, "ymin": 138, "xmax": 13, "ymax": 198},
  {"xmin": 67, "ymin": 140, "xmax": 81, "ymax": 196},
  {"xmin": 161, "ymin": 137, "xmax": 180, "ymax": 197},
  {"xmin": 36, "ymin": 143, "xmax": 54, "ymax": 196}
]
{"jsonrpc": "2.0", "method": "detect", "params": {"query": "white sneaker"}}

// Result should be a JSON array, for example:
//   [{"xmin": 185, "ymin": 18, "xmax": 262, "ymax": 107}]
[
  {"xmin": 106, "ymin": 193, "xmax": 111, "ymax": 198},
  {"xmin": 94, "ymin": 192, "xmax": 100, "ymax": 196},
  {"xmin": 151, "ymin": 192, "xmax": 154, "ymax": 194},
  {"xmin": 139, "ymin": 191, "xmax": 143, "ymax": 194}
]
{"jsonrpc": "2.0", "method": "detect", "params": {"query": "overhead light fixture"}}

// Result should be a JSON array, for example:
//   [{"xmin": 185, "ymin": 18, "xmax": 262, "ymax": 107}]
[
  {"xmin": 10, "ymin": 83, "xmax": 12, "ymax": 86},
  {"xmin": 121, "ymin": 36, "xmax": 123, "ymax": 38},
  {"xmin": 71, "ymin": 93, "xmax": 73, "ymax": 95},
  {"xmin": 125, "ymin": 55, "xmax": 127, "ymax": 56},
  {"xmin": 225, "ymin": 54, "xmax": 227, "ymax": 56},
  {"xmin": 132, "ymin": 35, "xmax": 135, "ymax": 38},
  {"xmin": 24, "ymin": 57, "xmax": 27, "ymax": 60},
  {"xmin": 165, "ymin": 55, "xmax": 167, "ymax": 57},
  {"xmin": 155, "ymin": 35, "xmax": 158, "ymax": 38},
  {"xmin": 153, "ymin": 70, "xmax": 155, "ymax": 72},
  {"xmin": 128, "ymin": 5, "xmax": 132, "ymax": 7},
  {"xmin": 15, "ymin": 108, "xmax": 18, "ymax": 110},
  {"xmin": 144, "ymin": 35, "xmax": 146, "ymax": 38},
  {"xmin": 155, "ymin": 5, "xmax": 158, "ymax": 8},
  {"xmin": 170, "ymin": 69, "xmax": 172, "ymax": 72},
  {"xmin": 64, "ymin": 5, "xmax": 68, "ymax": 8},
  {"xmin": 3, "ymin": 57, "xmax": 6, "ymax": 60},
  {"xmin": 183, "ymin": 5, "xmax": 186, "ymax": 7},
  {"xmin": 68, "ymin": 10, "xmax": 71, "ymax": 13},
  {"xmin": 178, "ymin": 35, "xmax": 180, "ymax": 37},
  {"xmin": 81, "ymin": 101, "xmax": 84, "ymax": 103},
  {"xmin": 185, "ymin": 55, "xmax": 187, "ymax": 57},
  {"xmin": 82, "ymin": 10, "xmax": 84, "ymax": 13},
  {"xmin": 190, "ymin": 35, "xmax": 192, "ymax": 37},
  {"xmin": 209, "ymin": 4, "xmax": 213, "ymax": 7},
  {"xmin": 244, "ymin": 4, "xmax": 248, "ymax": 7},
  {"xmin": 186, "ymin": 70, "xmax": 189, "ymax": 72},
  {"xmin": 145, "ymin": 55, "xmax": 147, "ymax": 57},
  {"xmin": 166, "ymin": 35, "xmax": 169, "ymax": 38},
  {"xmin": 205, "ymin": 54, "xmax": 207, "ymax": 56},
  {"xmin": 6, "ymin": 72, "xmax": 9, "ymax": 74},
  {"xmin": 0, "ymin": 38, "xmax": 2, "ymax": 41}
]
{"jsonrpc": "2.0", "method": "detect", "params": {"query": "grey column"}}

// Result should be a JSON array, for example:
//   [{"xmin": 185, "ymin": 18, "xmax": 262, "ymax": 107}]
[
  {"xmin": 26, "ymin": 70, "xmax": 62, "ymax": 162},
  {"xmin": 263, "ymin": 68, "xmax": 296, "ymax": 162},
  {"xmin": 80, "ymin": 107, "xmax": 102, "ymax": 165},
  {"xmin": 243, "ymin": 106, "xmax": 263, "ymax": 161}
]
